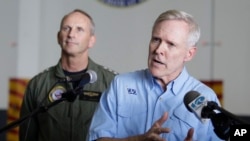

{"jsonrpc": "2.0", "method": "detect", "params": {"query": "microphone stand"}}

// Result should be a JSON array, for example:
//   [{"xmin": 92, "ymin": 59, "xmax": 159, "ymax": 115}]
[
  {"xmin": 206, "ymin": 101, "xmax": 250, "ymax": 125},
  {"xmin": 0, "ymin": 98, "xmax": 65, "ymax": 134},
  {"xmin": 0, "ymin": 72, "xmax": 91, "ymax": 134},
  {"xmin": 202, "ymin": 101, "xmax": 250, "ymax": 140},
  {"xmin": 0, "ymin": 87, "xmax": 80, "ymax": 134}
]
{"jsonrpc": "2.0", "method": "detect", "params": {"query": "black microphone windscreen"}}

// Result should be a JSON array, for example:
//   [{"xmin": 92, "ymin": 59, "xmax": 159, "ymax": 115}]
[{"xmin": 184, "ymin": 90, "xmax": 200, "ymax": 112}]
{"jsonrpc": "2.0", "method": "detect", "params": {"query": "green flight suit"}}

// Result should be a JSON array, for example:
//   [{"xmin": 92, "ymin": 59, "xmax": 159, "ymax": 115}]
[{"xmin": 19, "ymin": 58, "xmax": 116, "ymax": 141}]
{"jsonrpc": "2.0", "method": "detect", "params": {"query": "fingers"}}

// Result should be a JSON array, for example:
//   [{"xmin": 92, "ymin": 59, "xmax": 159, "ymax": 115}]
[
  {"xmin": 155, "ymin": 112, "xmax": 168, "ymax": 126},
  {"xmin": 143, "ymin": 112, "xmax": 170, "ymax": 141},
  {"xmin": 153, "ymin": 112, "xmax": 170, "ymax": 134},
  {"xmin": 149, "ymin": 113, "xmax": 194, "ymax": 141},
  {"xmin": 184, "ymin": 128, "xmax": 194, "ymax": 141},
  {"xmin": 156, "ymin": 127, "xmax": 170, "ymax": 134}
]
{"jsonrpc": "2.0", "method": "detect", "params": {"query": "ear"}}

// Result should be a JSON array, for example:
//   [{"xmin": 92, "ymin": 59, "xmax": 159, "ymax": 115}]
[
  {"xmin": 57, "ymin": 32, "xmax": 60, "ymax": 44},
  {"xmin": 88, "ymin": 35, "xmax": 96, "ymax": 49},
  {"xmin": 184, "ymin": 46, "xmax": 197, "ymax": 62}
]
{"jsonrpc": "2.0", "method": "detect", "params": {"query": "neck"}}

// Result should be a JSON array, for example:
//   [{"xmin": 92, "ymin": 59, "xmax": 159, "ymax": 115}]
[{"xmin": 61, "ymin": 55, "xmax": 88, "ymax": 72}]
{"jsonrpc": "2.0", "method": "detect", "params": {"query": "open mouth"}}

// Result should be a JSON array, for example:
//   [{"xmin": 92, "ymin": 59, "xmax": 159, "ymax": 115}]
[{"xmin": 153, "ymin": 59, "xmax": 164, "ymax": 65}]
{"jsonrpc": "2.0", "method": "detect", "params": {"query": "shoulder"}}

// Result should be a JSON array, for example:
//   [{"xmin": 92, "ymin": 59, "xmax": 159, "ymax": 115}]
[
  {"xmin": 36, "ymin": 66, "xmax": 56, "ymax": 77},
  {"xmin": 28, "ymin": 65, "xmax": 56, "ymax": 85},
  {"xmin": 88, "ymin": 61, "xmax": 118, "ymax": 85},
  {"xmin": 114, "ymin": 69, "xmax": 146, "ymax": 82},
  {"xmin": 93, "ymin": 64, "xmax": 118, "ymax": 79},
  {"xmin": 88, "ymin": 59, "xmax": 118, "ymax": 76},
  {"xmin": 100, "ymin": 65, "xmax": 119, "ymax": 76},
  {"xmin": 95, "ymin": 65, "xmax": 118, "ymax": 84},
  {"xmin": 188, "ymin": 78, "xmax": 220, "ymax": 102}
]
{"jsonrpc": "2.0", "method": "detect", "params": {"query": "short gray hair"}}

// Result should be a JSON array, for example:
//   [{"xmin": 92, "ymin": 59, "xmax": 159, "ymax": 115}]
[
  {"xmin": 60, "ymin": 9, "xmax": 95, "ymax": 35},
  {"xmin": 153, "ymin": 9, "xmax": 200, "ymax": 46}
]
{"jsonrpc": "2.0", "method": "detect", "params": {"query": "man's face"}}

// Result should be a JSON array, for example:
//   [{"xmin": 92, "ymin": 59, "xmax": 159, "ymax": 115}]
[
  {"xmin": 57, "ymin": 12, "xmax": 95, "ymax": 57},
  {"xmin": 148, "ymin": 20, "xmax": 196, "ymax": 81}
]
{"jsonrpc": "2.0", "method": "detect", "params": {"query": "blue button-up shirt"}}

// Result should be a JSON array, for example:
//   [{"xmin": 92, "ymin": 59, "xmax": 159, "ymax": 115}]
[{"xmin": 88, "ymin": 68, "xmax": 223, "ymax": 141}]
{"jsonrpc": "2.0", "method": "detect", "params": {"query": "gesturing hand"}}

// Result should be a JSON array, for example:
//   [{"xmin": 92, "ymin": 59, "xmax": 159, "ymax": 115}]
[
  {"xmin": 143, "ymin": 112, "xmax": 170, "ymax": 141},
  {"xmin": 184, "ymin": 128, "xmax": 194, "ymax": 141}
]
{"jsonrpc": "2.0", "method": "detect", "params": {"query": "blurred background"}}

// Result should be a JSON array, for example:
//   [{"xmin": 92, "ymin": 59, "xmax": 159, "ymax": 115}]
[{"xmin": 1, "ymin": 0, "xmax": 250, "ymax": 140}]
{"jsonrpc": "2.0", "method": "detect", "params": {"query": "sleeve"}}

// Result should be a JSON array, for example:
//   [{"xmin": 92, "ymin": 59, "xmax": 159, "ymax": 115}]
[
  {"xmin": 19, "ymin": 83, "xmax": 39, "ymax": 141},
  {"xmin": 87, "ymin": 78, "xmax": 118, "ymax": 141}
]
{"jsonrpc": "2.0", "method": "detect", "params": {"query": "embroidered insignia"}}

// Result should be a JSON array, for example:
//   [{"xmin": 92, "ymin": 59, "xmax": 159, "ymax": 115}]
[
  {"xmin": 79, "ymin": 91, "xmax": 101, "ymax": 102},
  {"xmin": 48, "ymin": 86, "xmax": 66, "ymax": 102},
  {"xmin": 83, "ymin": 92, "xmax": 99, "ymax": 97},
  {"xmin": 103, "ymin": 66, "xmax": 119, "ymax": 74},
  {"xmin": 127, "ymin": 88, "xmax": 136, "ymax": 95}
]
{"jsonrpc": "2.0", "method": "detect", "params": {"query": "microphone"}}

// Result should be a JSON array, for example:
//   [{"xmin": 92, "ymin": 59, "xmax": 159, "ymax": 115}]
[
  {"xmin": 184, "ymin": 90, "xmax": 250, "ymax": 140},
  {"xmin": 76, "ymin": 70, "xmax": 97, "ymax": 88},
  {"xmin": 184, "ymin": 90, "xmax": 209, "ymax": 123},
  {"xmin": 184, "ymin": 90, "xmax": 249, "ymax": 124},
  {"xmin": 59, "ymin": 69, "xmax": 97, "ymax": 83},
  {"xmin": 52, "ymin": 70, "xmax": 97, "ymax": 102}
]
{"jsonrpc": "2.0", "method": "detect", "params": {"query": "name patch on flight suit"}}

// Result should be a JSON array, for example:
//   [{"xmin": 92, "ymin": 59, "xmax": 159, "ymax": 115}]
[{"xmin": 79, "ymin": 91, "xmax": 101, "ymax": 102}]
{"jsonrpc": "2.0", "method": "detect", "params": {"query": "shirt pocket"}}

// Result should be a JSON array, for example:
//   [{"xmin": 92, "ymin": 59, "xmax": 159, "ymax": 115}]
[
  {"xmin": 117, "ymin": 100, "xmax": 147, "ymax": 134},
  {"xmin": 117, "ymin": 98, "xmax": 147, "ymax": 118}
]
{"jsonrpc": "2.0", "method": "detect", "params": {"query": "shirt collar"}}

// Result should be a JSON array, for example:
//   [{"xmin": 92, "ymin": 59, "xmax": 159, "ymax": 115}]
[
  {"xmin": 146, "ymin": 67, "xmax": 189, "ymax": 95},
  {"xmin": 171, "ymin": 67, "xmax": 189, "ymax": 95}
]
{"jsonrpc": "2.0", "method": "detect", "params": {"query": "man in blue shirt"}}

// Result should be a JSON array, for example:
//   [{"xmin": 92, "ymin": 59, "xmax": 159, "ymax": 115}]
[{"xmin": 88, "ymin": 9, "xmax": 223, "ymax": 141}]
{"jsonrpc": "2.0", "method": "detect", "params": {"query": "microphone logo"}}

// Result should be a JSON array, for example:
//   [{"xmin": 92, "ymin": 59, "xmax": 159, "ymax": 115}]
[
  {"xmin": 187, "ymin": 94, "xmax": 208, "ymax": 123},
  {"xmin": 190, "ymin": 95, "xmax": 206, "ymax": 110}
]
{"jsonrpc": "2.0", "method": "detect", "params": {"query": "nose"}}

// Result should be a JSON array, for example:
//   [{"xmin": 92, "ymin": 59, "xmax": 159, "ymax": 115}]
[
  {"xmin": 155, "ymin": 42, "xmax": 165, "ymax": 55},
  {"xmin": 68, "ymin": 28, "xmax": 76, "ymax": 38}
]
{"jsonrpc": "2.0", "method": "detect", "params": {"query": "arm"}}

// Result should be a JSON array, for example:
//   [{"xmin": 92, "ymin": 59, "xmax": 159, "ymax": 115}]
[
  {"xmin": 96, "ymin": 112, "xmax": 170, "ymax": 141},
  {"xmin": 96, "ymin": 113, "xmax": 195, "ymax": 141},
  {"xmin": 97, "ymin": 135, "xmax": 144, "ymax": 141},
  {"xmin": 19, "ymin": 86, "xmax": 38, "ymax": 141}
]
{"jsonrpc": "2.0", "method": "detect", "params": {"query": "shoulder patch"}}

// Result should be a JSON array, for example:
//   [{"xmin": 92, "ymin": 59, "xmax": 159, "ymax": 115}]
[
  {"xmin": 102, "ymin": 66, "xmax": 119, "ymax": 75},
  {"xmin": 48, "ymin": 85, "xmax": 66, "ymax": 102}
]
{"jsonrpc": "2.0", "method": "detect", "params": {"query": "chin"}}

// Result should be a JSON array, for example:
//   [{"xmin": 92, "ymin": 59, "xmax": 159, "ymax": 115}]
[{"xmin": 149, "ymin": 68, "xmax": 160, "ymax": 76}]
